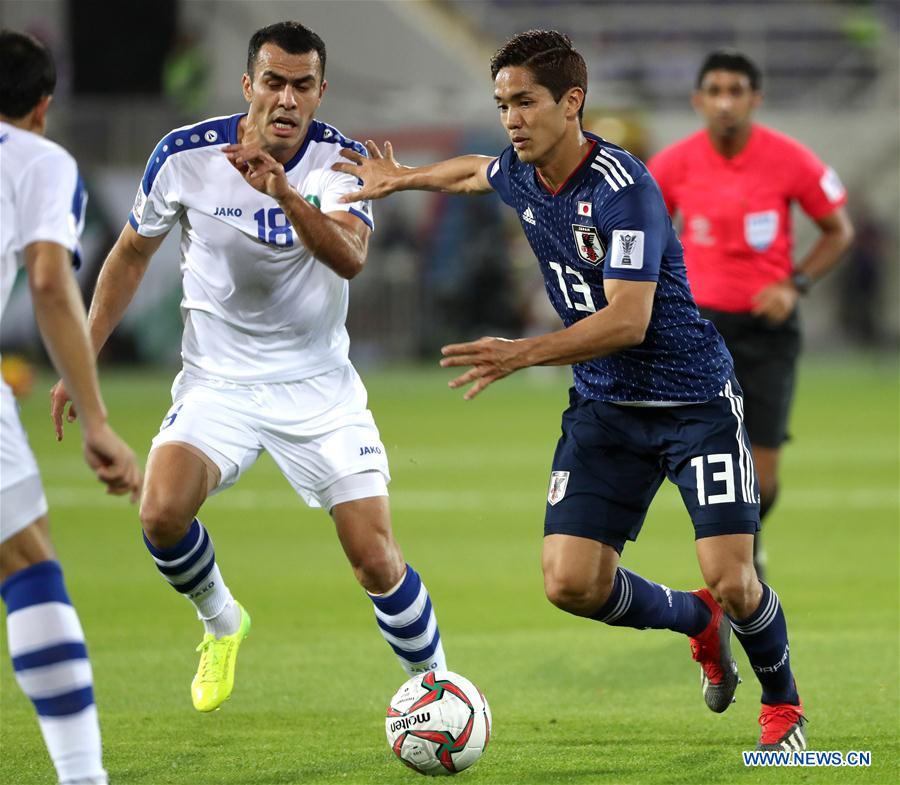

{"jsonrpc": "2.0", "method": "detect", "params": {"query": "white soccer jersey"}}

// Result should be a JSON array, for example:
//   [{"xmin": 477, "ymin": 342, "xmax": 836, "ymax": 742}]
[
  {"xmin": 129, "ymin": 114, "xmax": 375, "ymax": 382},
  {"xmin": 0, "ymin": 122, "xmax": 82, "ymax": 533},
  {"xmin": 0, "ymin": 121, "xmax": 85, "ymax": 320}
]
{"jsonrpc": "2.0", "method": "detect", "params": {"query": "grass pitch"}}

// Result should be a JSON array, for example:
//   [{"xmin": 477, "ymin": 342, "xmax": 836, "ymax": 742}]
[{"xmin": 1, "ymin": 357, "xmax": 897, "ymax": 784}]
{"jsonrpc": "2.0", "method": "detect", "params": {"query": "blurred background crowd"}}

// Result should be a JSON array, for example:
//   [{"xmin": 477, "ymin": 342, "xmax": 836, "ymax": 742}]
[{"xmin": 1, "ymin": 0, "xmax": 897, "ymax": 372}]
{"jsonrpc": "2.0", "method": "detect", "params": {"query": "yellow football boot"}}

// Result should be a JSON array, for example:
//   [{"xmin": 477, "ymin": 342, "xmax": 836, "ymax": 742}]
[{"xmin": 191, "ymin": 603, "xmax": 251, "ymax": 712}]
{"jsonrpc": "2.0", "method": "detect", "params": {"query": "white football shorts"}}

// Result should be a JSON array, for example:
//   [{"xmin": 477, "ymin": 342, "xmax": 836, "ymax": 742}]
[
  {"xmin": 1, "ymin": 382, "xmax": 48, "ymax": 543},
  {"xmin": 150, "ymin": 364, "xmax": 390, "ymax": 509}
]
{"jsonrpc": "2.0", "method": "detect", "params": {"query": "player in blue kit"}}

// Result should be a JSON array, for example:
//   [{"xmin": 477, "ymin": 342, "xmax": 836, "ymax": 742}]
[{"xmin": 334, "ymin": 30, "xmax": 807, "ymax": 752}]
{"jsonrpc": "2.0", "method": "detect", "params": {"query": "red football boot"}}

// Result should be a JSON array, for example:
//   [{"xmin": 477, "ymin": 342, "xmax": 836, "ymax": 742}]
[
  {"xmin": 688, "ymin": 588, "xmax": 740, "ymax": 713},
  {"xmin": 757, "ymin": 700, "xmax": 807, "ymax": 751}
]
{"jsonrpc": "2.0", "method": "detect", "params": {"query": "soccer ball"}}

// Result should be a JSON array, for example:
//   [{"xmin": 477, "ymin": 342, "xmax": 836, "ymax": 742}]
[{"xmin": 385, "ymin": 670, "xmax": 492, "ymax": 776}]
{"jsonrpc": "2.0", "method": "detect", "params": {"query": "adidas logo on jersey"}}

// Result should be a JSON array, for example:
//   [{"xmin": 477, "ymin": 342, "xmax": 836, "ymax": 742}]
[{"xmin": 522, "ymin": 206, "xmax": 536, "ymax": 225}]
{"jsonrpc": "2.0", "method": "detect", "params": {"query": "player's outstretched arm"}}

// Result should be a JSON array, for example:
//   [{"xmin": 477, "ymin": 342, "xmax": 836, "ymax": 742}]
[
  {"xmin": 440, "ymin": 279, "xmax": 656, "ymax": 400},
  {"xmin": 27, "ymin": 241, "xmax": 142, "ymax": 501},
  {"xmin": 50, "ymin": 224, "xmax": 164, "ymax": 438},
  {"xmin": 332, "ymin": 141, "xmax": 495, "ymax": 202}
]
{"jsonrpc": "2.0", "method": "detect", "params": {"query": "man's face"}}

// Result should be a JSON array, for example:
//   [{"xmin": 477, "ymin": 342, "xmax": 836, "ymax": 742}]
[
  {"xmin": 692, "ymin": 69, "xmax": 760, "ymax": 139},
  {"xmin": 242, "ymin": 43, "xmax": 325, "ymax": 155},
  {"xmin": 493, "ymin": 66, "xmax": 574, "ymax": 165}
]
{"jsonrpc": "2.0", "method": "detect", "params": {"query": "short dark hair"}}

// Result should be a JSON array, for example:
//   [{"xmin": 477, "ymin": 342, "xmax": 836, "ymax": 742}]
[
  {"xmin": 696, "ymin": 50, "xmax": 761, "ymax": 91},
  {"xmin": 0, "ymin": 29, "xmax": 56, "ymax": 118},
  {"xmin": 490, "ymin": 30, "xmax": 587, "ymax": 120},
  {"xmin": 247, "ymin": 21, "xmax": 326, "ymax": 80}
]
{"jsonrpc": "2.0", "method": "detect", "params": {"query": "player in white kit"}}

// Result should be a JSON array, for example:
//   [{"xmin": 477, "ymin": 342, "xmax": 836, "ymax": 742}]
[
  {"xmin": 51, "ymin": 21, "xmax": 447, "ymax": 713},
  {"xmin": 1, "ymin": 30, "xmax": 141, "ymax": 785}
]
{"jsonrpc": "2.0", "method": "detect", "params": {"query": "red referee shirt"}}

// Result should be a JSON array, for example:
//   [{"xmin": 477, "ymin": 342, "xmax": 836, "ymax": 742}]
[{"xmin": 648, "ymin": 123, "xmax": 847, "ymax": 313}]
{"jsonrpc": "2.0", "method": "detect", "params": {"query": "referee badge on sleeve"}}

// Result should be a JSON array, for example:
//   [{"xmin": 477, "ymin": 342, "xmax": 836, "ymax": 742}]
[
  {"xmin": 820, "ymin": 167, "xmax": 846, "ymax": 203},
  {"xmin": 548, "ymin": 471, "xmax": 570, "ymax": 506}
]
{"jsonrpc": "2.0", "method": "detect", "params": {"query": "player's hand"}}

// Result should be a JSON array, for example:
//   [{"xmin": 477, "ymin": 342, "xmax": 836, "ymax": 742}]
[
  {"xmin": 223, "ymin": 140, "xmax": 292, "ymax": 201},
  {"xmin": 440, "ymin": 337, "xmax": 525, "ymax": 400},
  {"xmin": 50, "ymin": 379, "xmax": 77, "ymax": 441},
  {"xmin": 333, "ymin": 140, "xmax": 405, "ymax": 203},
  {"xmin": 81, "ymin": 423, "xmax": 143, "ymax": 503},
  {"xmin": 751, "ymin": 281, "xmax": 799, "ymax": 323}
]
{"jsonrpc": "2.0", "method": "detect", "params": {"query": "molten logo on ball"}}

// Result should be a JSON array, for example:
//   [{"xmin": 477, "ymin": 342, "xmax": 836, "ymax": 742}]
[{"xmin": 385, "ymin": 670, "xmax": 491, "ymax": 776}]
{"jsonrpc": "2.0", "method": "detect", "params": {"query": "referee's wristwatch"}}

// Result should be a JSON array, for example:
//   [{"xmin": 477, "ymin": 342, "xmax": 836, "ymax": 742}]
[{"xmin": 790, "ymin": 271, "xmax": 813, "ymax": 295}]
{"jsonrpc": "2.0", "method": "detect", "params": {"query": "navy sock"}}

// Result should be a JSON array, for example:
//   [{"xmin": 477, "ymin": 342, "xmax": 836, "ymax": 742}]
[
  {"xmin": 729, "ymin": 582, "xmax": 799, "ymax": 705},
  {"xmin": 591, "ymin": 567, "xmax": 711, "ymax": 636}
]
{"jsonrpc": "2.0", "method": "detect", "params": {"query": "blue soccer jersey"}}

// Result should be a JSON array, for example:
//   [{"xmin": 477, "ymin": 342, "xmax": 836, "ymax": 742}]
[{"xmin": 487, "ymin": 133, "xmax": 732, "ymax": 403}]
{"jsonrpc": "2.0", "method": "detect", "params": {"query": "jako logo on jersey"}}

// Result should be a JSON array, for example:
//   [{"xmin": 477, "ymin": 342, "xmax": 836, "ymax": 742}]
[
  {"xmin": 548, "ymin": 471, "xmax": 569, "ymax": 506},
  {"xmin": 214, "ymin": 206, "xmax": 243, "ymax": 217},
  {"xmin": 572, "ymin": 224, "xmax": 605, "ymax": 266},
  {"xmin": 522, "ymin": 206, "xmax": 536, "ymax": 225},
  {"xmin": 360, "ymin": 445, "xmax": 383, "ymax": 456}
]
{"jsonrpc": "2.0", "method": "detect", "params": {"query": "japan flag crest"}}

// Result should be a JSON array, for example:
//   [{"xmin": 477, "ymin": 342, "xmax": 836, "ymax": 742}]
[
  {"xmin": 548, "ymin": 471, "xmax": 570, "ymax": 506},
  {"xmin": 572, "ymin": 225, "xmax": 605, "ymax": 266}
]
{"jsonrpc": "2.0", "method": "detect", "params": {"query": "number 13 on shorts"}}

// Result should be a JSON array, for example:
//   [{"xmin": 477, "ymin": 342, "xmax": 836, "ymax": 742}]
[{"xmin": 690, "ymin": 453, "xmax": 750, "ymax": 505}]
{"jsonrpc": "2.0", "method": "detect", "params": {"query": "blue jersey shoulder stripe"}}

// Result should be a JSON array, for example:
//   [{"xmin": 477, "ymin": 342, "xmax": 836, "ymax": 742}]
[
  {"xmin": 141, "ymin": 114, "xmax": 241, "ymax": 195},
  {"xmin": 70, "ymin": 171, "xmax": 86, "ymax": 269},
  {"xmin": 71, "ymin": 171, "xmax": 86, "ymax": 229},
  {"xmin": 279, "ymin": 120, "xmax": 369, "ymax": 173},
  {"xmin": 348, "ymin": 206, "xmax": 374, "ymax": 230},
  {"xmin": 310, "ymin": 121, "xmax": 367, "ymax": 156}
]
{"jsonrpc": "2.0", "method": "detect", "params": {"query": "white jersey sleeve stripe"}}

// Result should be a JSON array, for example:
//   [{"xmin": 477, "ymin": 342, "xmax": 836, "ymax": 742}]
[{"xmin": 599, "ymin": 149, "xmax": 635, "ymax": 185}]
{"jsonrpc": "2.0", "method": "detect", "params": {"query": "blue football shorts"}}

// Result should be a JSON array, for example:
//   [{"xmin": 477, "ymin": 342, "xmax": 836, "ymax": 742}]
[{"xmin": 544, "ymin": 377, "xmax": 760, "ymax": 553}]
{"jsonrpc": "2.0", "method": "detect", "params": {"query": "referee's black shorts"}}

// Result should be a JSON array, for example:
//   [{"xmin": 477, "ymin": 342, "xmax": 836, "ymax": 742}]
[{"xmin": 700, "ymin": 308, "xmax": 801, "ymax": 449}]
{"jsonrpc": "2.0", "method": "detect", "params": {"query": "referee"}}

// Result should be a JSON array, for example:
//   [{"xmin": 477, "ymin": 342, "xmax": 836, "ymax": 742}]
[{"xmin": 648, "ymin": 50, "xmax": 854, "ymax": 578}]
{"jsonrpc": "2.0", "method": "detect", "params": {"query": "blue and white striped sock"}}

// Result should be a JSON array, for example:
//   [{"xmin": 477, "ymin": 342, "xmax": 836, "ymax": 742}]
[
  {"xmin": 368, "ymin": 564, "xmax": 446, "ymax": 675},
  {"xmin": 143, "ymin": 519, "xmax": 240, "ymax": 637},
  {"xmin": 1, "ymin": 560, "xmax": 107, "ymax": 785}
]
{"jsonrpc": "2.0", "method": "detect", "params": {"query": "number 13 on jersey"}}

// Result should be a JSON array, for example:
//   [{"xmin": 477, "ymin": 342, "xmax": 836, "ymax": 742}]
[{"xmin": 548, "ymin": 261, "xmax": 596, "ymax": 313}]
